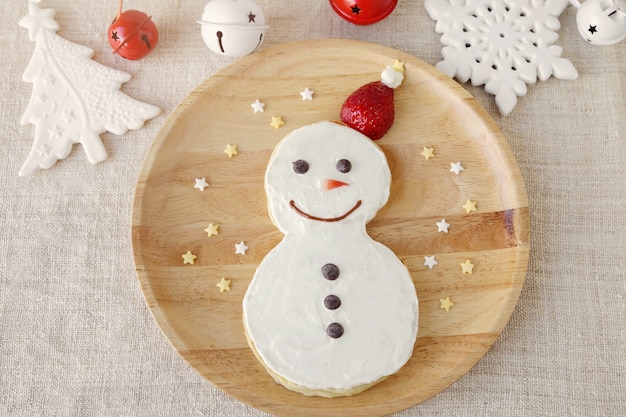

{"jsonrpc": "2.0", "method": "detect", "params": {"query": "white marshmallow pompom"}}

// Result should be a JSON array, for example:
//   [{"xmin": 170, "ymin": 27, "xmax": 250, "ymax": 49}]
[{"xmin": 381, "ymin": 65, "xmax": 404, "ymax": 89}]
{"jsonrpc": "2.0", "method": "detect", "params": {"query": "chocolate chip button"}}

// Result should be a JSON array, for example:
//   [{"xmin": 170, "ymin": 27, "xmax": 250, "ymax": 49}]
[
  {"xmin": 326, "ymin": 322, "xmax": 344, "ymax": 338},
  {"xmin": 321, "ymin": 263, "xmax": 340, "ymax": 280},
  {"xmin": 323, "ymin": 295, "xmax": 341, "ymax": 310}
]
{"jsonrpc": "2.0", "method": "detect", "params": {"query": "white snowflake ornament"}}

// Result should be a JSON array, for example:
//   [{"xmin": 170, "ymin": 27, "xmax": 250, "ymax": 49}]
[
  {"xmin": 18, "ymin": 1, "xmax": 160, "ymax": 176},
  {"xmin": 425, "ymin": 0, "xmax": 578, "ymax": 115}
]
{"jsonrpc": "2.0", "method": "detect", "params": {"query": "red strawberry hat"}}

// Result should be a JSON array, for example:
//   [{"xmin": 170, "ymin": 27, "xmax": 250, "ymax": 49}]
[{"xmin": 340, "ymin": 60, "xmax": 404, "ymax": 140}]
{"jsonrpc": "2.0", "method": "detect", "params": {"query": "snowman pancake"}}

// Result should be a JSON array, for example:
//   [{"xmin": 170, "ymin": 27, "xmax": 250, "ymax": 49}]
[{"xmin": 243, "ymin": 121, "xmax": 419, "ymax": 397}]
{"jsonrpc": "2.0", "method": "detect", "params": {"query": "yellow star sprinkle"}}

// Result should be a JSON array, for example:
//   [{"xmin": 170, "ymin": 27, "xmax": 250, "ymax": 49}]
[
  {"xmin": 224, "ymin": 144, "xmax": 238, "ymax": 158},
  {"xmin": 462, "ymin": 199, "xmax": 477, "ymax": 213},
  {"xmin": 461, "ymin": 259, "xmax": 475, "ymax": 274},
  {"xmin": 440, "ymin": 296, "xmax": 454, "ymax": 312},
  {"xmin": 204, "ymin": 223, "xmax": 219, "ymax": 237},
  {"xmin": 270, "ymin": 115, "xmax": 284, "ymax": 129},
  {"xmin": 392, "ymin": 59, "xmax": 405, "ymax": 72},
  {"xmin": 217, "ymin": 277, "xmax": 231, "ymax": 293},
  {"xmin": 421, "ymin": 147, "xmax": 435, "ymax": 160},
  {"xmin": 182, "ymin": 251, "xmax": 197, "ymax": 265}
]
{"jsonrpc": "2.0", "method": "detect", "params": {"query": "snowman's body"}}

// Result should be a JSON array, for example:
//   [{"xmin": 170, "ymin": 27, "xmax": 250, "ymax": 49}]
[{"xmin": 243, "ymin": 121, "xmax": 418, "ymax": 396}]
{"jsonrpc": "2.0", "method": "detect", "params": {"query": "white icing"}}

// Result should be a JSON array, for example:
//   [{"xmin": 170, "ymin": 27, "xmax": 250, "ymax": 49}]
[
  {"xmin": 380, "ymin": 66, "xmax": 404, "ymax": 89},
  {"xmin": 243, "ymin": 121, "xmax": 418, "ymax": 392}
]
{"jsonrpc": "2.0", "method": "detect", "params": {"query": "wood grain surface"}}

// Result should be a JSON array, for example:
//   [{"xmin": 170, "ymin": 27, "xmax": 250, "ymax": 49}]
[{"xmin": 132, "ymin": 39, "xmax": 529, "ymax": 417}]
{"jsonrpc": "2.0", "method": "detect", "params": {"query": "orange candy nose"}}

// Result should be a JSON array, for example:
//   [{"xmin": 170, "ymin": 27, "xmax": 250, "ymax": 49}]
[{"xmin": 322, "ymin": 179, "xmax": 349, "ymax": 191}]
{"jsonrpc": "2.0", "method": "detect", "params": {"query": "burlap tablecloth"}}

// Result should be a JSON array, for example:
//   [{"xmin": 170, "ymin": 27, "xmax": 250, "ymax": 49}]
[{"xmin": 1, "ymin": 1, "xmax": 624, "ymax": 416}]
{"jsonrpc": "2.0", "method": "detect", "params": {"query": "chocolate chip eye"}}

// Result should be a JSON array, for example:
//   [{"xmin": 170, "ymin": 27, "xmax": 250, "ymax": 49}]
[
  {"xmin": 292, "ymin": 159, "xmax": 309, "ymax": 174},
  {"xmin": 336, "ymin": 159, "xmax": 351, "ymax": 173}
]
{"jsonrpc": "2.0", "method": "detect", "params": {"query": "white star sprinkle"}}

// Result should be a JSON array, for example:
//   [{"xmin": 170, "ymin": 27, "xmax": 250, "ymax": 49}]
[
  {"xmin": 436, "ymin": 219, "xmax": 450, "ymax": 233},
  {"xmin": 423, "ymin": 255, "xmax": 438, "ymax": 269},
  {"xmin": 251, "ymin": 99, "xmax": 265, "ymax": 113},
  {"xmin": 234, "ymin": 241, "xmax": 249, "ymax": 255},
  {"xmin": 299, "ymin": 88, "xmax": 314, "ymax": 101},
  {"xmin": 450, "ymin": 162, "xmax": 464, "ymax": 175},
  {"xmin": 194, "ymin": 178, "xmax": 209, "ymax": 191}
]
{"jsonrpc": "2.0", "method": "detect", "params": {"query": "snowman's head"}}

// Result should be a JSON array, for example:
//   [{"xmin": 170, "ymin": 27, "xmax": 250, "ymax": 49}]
[{"xmin": 265, "ymin": 121, "xmax": 391, "ymax": 234}]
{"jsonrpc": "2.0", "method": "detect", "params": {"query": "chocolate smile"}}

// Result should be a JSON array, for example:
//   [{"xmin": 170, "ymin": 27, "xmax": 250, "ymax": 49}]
[{"xmin": 289, "ymin": 200, "xmax": 362, "ymax": 222}]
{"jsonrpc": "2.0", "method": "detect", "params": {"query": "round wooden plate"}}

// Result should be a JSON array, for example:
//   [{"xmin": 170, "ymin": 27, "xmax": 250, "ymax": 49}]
[{"xmin": 132, "ymin": 39, "xmax": 529, "ymax": 416}]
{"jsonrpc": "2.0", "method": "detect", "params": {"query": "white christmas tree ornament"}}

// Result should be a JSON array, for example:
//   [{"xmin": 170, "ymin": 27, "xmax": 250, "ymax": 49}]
[
  {"xmin": 425, "ymin": 0, "xmax": 578, "ymax": 115},
  {"xmin": 18, "ymin": 1, "xmax": 160, "ymax": 176}
]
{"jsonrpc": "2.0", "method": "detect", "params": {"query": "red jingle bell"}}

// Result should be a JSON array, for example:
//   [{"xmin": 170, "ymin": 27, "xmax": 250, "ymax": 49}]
[
  {"xmin": 329, "ymin": 0, "xmax": 398, "ymax": 25},
  {"xmin": 108, "ymin": 1, "xmax": 158, "ymax": 60}
]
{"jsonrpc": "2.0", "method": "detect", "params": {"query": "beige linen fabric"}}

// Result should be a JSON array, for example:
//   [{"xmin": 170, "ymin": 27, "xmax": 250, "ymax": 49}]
[{"xmin": 1, "ymin": 1, "xmax": 624, "ymax": 416}]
